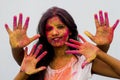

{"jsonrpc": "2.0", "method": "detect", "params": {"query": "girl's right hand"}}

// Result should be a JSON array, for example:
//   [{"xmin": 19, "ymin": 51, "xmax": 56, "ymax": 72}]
[
  {"xmin": 20, "ymin": 44, "xmax": 47, "ymax": 75},
  {"xmin": 5, "ymin": 13, "xmax": 40, "ymax": 48}
]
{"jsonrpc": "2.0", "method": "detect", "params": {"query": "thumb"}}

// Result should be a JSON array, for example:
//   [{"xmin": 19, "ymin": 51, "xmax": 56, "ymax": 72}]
[
  {"xmin": 81, "ymin": 60, "xmax": 89, "ymax": 69},
  {"xmin": 82, "ymin": 55, "xmax": 96, "ymax": 69},
  {"xmin": 81, "ymin": 57, "xmax": 92, "ymax": 69},
  {"xmin": 84, "ymin": 31, "xmax": 94, "ymax": 41},
  {"xmin": 30, "ymin": 34, "xmax": 40, "ymax": 42},
  {"xmin": 112, "ymin": 19, "xmax": 119, "ymax": 30},
  {"xmin": 5, "ymin": 24, "xmax": 12, "ymax": 34},
  {"xmin": 34, "ymin": 66, "xmax": 46, "ymax": 74}
]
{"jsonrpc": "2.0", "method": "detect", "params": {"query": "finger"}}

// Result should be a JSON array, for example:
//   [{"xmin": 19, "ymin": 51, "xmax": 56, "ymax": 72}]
[
  {"xmin": 24, "ymin": 47, "xmax": 28, "ymax": 57},
  {"xmin": 82, "ymin": 54, "xmax": 96, "ymax": 69},
  {"xmin": 104, "ymin": 12, "xmax": 109, "ymax": 27},
  {"xmin": 35, "ymin": 66, "xmax": 46, "ymax": 73},
  {"xmin": 65, "ymin": 42, "xmax": 80, "ymax": 49},
  {"xmin": 30, "ymin": 34, "xmax": 40, "ymax": 42},
  {"xmin": 78, "ymin": 34, "xmax": 86, "ymax": 42},
  {"xmin": 65, "ymin": 50, "xmax": 80, "ymax": 54},
  {"xmin": 99, "ymin": 10, "xmax": 104, "ymax": 26},
  {"xmin": 5, "ymin": 24, "xmax": 12, "ymax": 34},
  {"xmin": 69, "ymin": 39, "xmax": 81, "ymax": 45},
  {"xmin": 18, "ymin": 13, "xmax": 23, "ymax": 29},
  {"xmin": 33, "ymin": 44, "xmax": 43, "ymax": 57},
  {"xmin": 23, "ymin": 17, "xmax": 30, "ymax": 31},
  {"xmin": 19, "ymin": 40, "xmax": 29, "ymax": 48},
  {"xmin": 112, "ymin": 19, "xmax": 119, "ymax": 30},
  {"xmin": 81, "ymin": 61, "xmax": 89, "ymax": 69},
  {"xmin": 37, "ymin": 51, "xmax": 47, "ymax": 62},
  {"xmin": 13, "ymin": 16, "xmax": 17, "ymax": 30},
  {"xmin": 94, "ymin": 14, "xmax": 99, "ymax": 28},
  {"xmin": 82, "ymin": 57, "xmax": 94, "ymax": 69},
  {"xmin": 84, "ymin": 31, "xmax": 94, "ymax": 42},
  {"xmin": 29, "ymin": 44, "xmax": 37, "ymax": 56}
]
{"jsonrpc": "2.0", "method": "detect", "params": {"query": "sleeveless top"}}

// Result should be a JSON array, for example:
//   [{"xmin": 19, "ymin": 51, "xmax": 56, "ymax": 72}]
[{"xmin": 44, "ymin": 55, "xmax": 92, "ymax": 80}]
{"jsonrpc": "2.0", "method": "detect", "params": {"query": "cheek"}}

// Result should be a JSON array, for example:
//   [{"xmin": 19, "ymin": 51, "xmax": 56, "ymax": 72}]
[
  {"xmin": 62, "ymin": 29, "xmax": 70, "ymax": 40},
  {"xmin": 46, "ymin": 32, "xmax": 51, "ymax": 39}
]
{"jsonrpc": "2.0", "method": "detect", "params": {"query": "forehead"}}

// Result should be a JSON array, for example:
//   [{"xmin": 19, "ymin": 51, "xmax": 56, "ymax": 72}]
[{"xmin": 47, "ymin": 16, "xmax": 63, "ymax": 24}]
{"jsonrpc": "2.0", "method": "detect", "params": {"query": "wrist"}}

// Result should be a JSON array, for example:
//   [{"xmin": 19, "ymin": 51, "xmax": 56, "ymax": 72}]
[
  {"xmin": 97, "ymin": 44, "xmax": 110, "ymax": 53},
  {"xmin": 20, "ymin": 69, "xmax": 31, "ymax": 76},
  {"xmin": 96, "ymin": 48, "xmax": 105, "ymax": 59},
  {"xmin": 14, "ymin": 70, "xmax": 30, "ymax": 80}
]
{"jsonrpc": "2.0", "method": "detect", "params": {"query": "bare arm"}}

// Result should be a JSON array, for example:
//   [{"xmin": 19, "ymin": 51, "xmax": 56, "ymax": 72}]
[
  {"xmin": 14, "ymin": 71, "xmax": 29, "ymax": 80},
  {"xmin": 92, "ymin": 49, "xmax": 120, "ymax": 78},
  {"xmin": 84, "ymin": 10, "xmax": 120, "ymax": 78},
  {"xmin": 12, "ymin": 48, "xmax": 24, "ymax": 65},
  {"xmin": 65, "ymin": 34, "xmax": 120, "ymax": 78}
]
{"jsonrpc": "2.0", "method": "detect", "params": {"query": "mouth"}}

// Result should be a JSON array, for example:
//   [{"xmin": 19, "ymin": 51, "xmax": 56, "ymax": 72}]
[{"xmin": 52, "ymin": 37, "xmax": 62, "ymax": 41}]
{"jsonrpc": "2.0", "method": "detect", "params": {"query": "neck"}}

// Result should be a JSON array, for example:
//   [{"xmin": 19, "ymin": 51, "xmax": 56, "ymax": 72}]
[
  {"xmin": 53, "ymin": 44, "xmax": 71, "ymax": 58},
  {"xmin": 50, "ymin": 45, "xmax": 74, "ymax": 69}
]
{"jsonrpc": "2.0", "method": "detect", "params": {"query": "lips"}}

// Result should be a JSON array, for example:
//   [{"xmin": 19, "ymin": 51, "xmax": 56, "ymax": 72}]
[{"xmin": 52, "ymin": 37, "xmax": 62, "ymax": 41}]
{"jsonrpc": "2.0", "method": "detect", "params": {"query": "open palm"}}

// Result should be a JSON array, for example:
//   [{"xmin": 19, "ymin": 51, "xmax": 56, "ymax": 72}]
[
  {"xmin": 5, "ymin": 13, "xmax": 40, "ymax": 48},
  {"xmin": 85, "ymin": 10, "xmax": 119, "ymax": 45},
  {"xmin": 21, "ymin": 44, "xmax": 47, "ymax": 75},
  {"xmin": 65, "ymin": 35, "xmax": 98, "ymax": 68}
]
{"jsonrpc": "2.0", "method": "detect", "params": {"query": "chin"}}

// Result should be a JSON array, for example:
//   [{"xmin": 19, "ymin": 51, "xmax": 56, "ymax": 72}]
[{"xmin": 52, "ymin": 43, "xmax": 65, "ymax": 47}]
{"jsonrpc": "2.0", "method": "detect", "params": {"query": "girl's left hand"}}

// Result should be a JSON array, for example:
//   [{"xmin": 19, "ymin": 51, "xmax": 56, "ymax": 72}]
[
  {"xmin": 84, "ymin": 10, "xmax": 119, "ymax": 45},
  {"xmin": 65, "ymin": 34, "xmax": 99, "ymax": 68}
]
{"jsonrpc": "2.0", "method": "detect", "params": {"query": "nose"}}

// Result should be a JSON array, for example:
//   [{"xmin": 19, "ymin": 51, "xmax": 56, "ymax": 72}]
[{"xmin": 52, "ymin": 29, "xmax": 59, "ymax": 36}]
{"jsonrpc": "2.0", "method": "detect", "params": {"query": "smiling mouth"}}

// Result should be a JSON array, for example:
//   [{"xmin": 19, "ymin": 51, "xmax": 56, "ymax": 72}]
[{"xmin": 52, "ymin": 37, "xmax": 62, "ymax": 41}]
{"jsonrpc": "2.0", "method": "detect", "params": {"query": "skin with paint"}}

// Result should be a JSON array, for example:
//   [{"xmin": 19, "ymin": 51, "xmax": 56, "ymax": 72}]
[
  {"xmin": 5, "ymin": 13, "xmax": 40, "ymax": 66},
  {"xmin": 85, "ymin": 11, "xmax": 119, "ymax": 45},
  {"xmin": 14, "ymin": 44, "xmax": 47, "ymax": 80},
  {"xmin": 5, "ymin": 14, "xmax": 40, "ymax": 48},
  {"xmin": 45, "ymin": 16, "xmax": 74, "ymax": 70},
  {"xmin": 45, "ymin": 16, "xmax": 70, "ymax": 47},
  {"xmin": 66, "ymin": 34, "xmax": 120, "ymax": 76},
  {"xmin": 5, "ymin": 7, "xmax": 120, "ymax": 80}
]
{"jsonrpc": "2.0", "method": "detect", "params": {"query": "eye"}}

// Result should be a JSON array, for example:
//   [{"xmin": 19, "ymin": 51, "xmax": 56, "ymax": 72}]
[
  {"xmin": 57, "ymin": 24, "xmax": 65, "ymax": 29},
  {"xmin": 46, "ymin": 26, "xmax": 53, "ymax": 31}
]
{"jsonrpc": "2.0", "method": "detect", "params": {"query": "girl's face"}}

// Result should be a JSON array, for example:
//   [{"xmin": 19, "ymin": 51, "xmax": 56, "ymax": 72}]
[{"xmin": 45, "ymin": 16, "xmax": 70, "ymax": 47}]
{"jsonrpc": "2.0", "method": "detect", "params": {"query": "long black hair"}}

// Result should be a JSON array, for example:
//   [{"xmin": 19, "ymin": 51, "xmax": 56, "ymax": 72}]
[{"xmin": 27, "ymin": 6, "xmax": 79, "ymax": 80}]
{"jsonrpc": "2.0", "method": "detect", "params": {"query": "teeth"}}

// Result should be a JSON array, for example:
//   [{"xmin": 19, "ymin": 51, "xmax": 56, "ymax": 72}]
[{"xmin": 53, "ymin": 38, "xmax": 59, "ymax": 41}]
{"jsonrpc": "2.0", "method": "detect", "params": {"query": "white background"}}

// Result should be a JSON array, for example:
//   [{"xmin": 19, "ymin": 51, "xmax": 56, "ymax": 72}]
[{"xmin": 0, "ymin": 0, "xmax": 120, "ymax": 80}]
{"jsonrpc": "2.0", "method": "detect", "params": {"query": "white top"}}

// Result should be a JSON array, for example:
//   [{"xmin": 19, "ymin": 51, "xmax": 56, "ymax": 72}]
[{"xmin": 44, "ymin": 55, "xmax": 92, "ymax": 80}]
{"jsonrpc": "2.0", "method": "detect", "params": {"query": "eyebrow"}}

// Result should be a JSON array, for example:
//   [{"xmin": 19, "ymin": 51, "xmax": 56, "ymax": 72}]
[{"xmin": 56, "ymin": 23, "xmax": 65, "ymax": 26}]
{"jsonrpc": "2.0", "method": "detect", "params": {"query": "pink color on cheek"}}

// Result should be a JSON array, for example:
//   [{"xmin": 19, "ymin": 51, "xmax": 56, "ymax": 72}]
[
  {"xmin": 54, "ymin": 29, "xmax": 69, "ymax": 46},
  {"xmin": 46, "ymin": 29, "xmax": 70, "ymax": 47},
  {"xmin": 62, "ymin": 29, "xmax": 69, "ymax": 41},
  {"xmin": 45, "ymin": 31, "xmax": 54, "ymax": 45},
  {"xmin": 45, "ymin": 31, "xmax": 52, "ymax": 40},
  {"xmin": 45, "ymin": 25, "xmax": 54, "ymax": 39}
]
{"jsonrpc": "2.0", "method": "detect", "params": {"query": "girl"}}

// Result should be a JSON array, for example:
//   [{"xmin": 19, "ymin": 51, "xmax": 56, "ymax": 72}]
[{"xmin": 5, "ymin": 7, "xmax": 120, "ymax": 80}]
